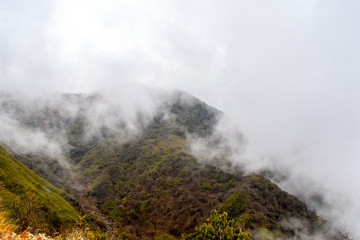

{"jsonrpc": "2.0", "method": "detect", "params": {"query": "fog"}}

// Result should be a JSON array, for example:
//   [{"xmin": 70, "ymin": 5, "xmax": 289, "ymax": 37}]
[{"xmin": 1, "ymin": 0, "xmax": 360, "ymax": 237}]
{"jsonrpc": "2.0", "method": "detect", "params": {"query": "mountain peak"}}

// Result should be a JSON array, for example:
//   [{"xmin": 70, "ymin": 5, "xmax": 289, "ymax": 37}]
[{"xmin": 0, "ymin": 90, "xmax": 340, "ymax": 239}]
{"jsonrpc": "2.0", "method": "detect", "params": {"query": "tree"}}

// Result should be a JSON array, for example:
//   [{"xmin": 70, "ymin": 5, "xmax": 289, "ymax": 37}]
[
  {"xmin": 182, "ymin": 210, "xmax": 250, "ymax": 240},
  {"xmin": 333, "ymin": 225, "xmax": 359, "ymax": 240}
]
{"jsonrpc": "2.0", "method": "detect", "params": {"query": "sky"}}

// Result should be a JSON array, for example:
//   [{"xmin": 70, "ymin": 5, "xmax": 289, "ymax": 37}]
[{"xmin": 1, "ymin": 0, "xmax": 360, "ymax": 236}]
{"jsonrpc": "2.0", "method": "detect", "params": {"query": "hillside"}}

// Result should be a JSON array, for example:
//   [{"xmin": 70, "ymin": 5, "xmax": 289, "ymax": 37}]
[
  {"xmin": 75, "ymin": 109, "xmax": 320, "ymax": 239},
  {"xmin": 0, "ymin": 145, "xmax": 79, "ymax": 233},
  {"xmin": 0, "ymin": 92, "xmax": 329, "ymax": 239}
]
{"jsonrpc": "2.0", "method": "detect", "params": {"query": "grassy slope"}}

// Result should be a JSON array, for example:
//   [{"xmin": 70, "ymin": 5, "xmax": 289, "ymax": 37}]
[{"xmin": 0, "ymin": 145, "xmax": 79, "ymax": 233}]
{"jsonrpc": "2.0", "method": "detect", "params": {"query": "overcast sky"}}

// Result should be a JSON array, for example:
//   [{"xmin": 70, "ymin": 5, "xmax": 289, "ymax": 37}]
[{"xmin": 1, "ymin": 0, "xmax": 360, "ymax": 235}]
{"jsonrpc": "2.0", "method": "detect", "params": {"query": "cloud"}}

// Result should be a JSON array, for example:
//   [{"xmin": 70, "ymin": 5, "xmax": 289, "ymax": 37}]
[
  {"xmin": 0, "ymin": 113, "xmax": 69, "ymax": 168},
  {"xmin": 81, "ymin": 85, "xmax": 165, "ymax": 140}
]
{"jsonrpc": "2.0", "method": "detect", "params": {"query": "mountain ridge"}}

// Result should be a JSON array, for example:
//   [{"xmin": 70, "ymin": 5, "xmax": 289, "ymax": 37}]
[{"xmin": 0, "ymin": 91, "xmax": 335, "ymax": 239}]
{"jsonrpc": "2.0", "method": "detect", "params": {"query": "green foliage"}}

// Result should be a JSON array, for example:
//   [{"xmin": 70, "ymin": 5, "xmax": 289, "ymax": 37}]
[
  {"xmin": 238, "ymin": 213, "xmax": 251, "ymax": 228},
  {"xmin": 200, "ymin": 181, "xmax": 213, "ymax": 190},
  {"xmin": 155, "ymin": 233, "xmax": 178, "ymax": 240},
  {"xmin": 218, "ymin": 176, "xmax": 321, "ymax": 233},
  {"xmin": 219, "ymin": 192, "xmax": 248, "ymax": 218},
  {"xmin": 173, "ymin": 176, "xmax": 183, "ymax": 186},
  {"xmin": 182, "ymin": 210, "xmax": 250, "ymax": 240}
]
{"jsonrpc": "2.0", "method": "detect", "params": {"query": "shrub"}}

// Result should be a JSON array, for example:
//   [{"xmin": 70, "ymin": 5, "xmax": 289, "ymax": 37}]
[{"xmin": 182, "ymin": 210, "xmax": 250, "ymax": 240}]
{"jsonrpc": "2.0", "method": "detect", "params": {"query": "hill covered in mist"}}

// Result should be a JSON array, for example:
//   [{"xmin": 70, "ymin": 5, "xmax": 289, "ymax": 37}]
[{"xmin": 0, "ymin": 90, "xmax": 349, "ymax": 239}]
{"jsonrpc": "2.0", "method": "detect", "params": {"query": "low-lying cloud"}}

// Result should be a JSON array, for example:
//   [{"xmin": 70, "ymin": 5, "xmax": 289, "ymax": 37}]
[
  {"xmin": 0, "ymin": 113, "xmax": 69, "ymax": 167},
  {"xmin": 193, "ymin": 114, "xmax": 360, "ymax": 237},
  {"xmin": 0, "ymin": 87, "xmax": 165, "ymax": 160}
]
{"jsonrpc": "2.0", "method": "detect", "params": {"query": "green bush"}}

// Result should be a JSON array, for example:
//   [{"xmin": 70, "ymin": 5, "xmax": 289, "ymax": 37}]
[{"xmin": 182, "ymin": 210, "xmax": 250, "ymax": 240}]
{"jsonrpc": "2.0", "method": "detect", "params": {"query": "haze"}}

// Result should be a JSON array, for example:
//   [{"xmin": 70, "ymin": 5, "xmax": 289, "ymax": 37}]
[{"xmin": 1, "ymin": 0, "xmax": 360, "ymax": 236}]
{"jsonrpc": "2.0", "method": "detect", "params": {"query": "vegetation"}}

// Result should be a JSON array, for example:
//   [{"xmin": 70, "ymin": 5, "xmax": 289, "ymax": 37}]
[
  {"xmin": 0, "ymin": 210, "xmax": 115, "ymax": 239},
  {"xmin": 182, "ymin": 210, "xmax": 250, "ymax": 240},
  {"xmin": 155, "ymin": 234, "xmax": 178, "ymax": 240},
  {"xmin": 74, "ymin": 117, "xmax": 320, "ymax": 238},
  {"xmin": 0, "ymin": 145, "xmax": 79, "ymax": 233},
  {"xmin": 219, "ymin": 176, "xmax": 320, "ymax": 234},
  {"xmin": 0, "ymin": 92, "xmax": 331, "ymax": 239}
]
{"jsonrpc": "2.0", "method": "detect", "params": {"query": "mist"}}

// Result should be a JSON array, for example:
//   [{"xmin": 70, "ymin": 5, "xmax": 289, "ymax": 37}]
[
  {"xmin": 0, "ymin": 86, "xmax": 164, "ymax": 158},
  {"xmin": 1, "ymin": 0, "xmax": 360, "ymax": 237}
]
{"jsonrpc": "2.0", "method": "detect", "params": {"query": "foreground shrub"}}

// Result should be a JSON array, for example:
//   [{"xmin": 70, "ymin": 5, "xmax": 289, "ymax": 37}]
[{"xmin": 182, "ymin": 210, "xmax": 250, "ymax": 240}]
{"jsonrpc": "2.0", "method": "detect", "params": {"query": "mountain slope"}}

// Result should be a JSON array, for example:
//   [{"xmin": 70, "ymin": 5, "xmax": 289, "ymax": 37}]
[
  {"xmin": 81, "ymin": 118, "xmax": 320, "ymax": 239},
  {"xmin": 0, "ymin": 145, "xmax": 79, "ymax": 233},
  {"xmin": 0, "ymin": 92, "xmax": 325, "ymax": 239},
  {"xmin": 58, "ymin": 93, "xmax": 320, "ymax": 239}
]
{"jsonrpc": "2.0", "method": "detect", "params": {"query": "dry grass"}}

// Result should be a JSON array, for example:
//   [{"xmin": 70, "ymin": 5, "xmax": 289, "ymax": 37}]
[
  {"xmin": 0, "ymin": 211, "xmax": 107, "ymax": 240},
  {"xmin": 0, "ymin": 211, "xmax": 49, "ymax": 239}
]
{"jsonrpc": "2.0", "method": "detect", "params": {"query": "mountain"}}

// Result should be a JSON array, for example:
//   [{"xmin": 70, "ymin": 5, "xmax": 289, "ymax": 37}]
[{"xmin": 0, "ymin": 91, "xmax": 331, "ymax": 239}]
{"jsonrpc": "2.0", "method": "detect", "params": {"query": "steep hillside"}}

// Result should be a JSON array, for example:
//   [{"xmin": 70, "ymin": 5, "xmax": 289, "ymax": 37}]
[
  {"xmin": 60, "ymin": 93, "xmax": 321, "ymax": 239},
  {"xmin": 0, "ymin": 145, "xmax": 79, "ymax": 233},
  {"xmin": 79, "ymin": 117, "xmax": 320, "ymax": 239},
  {"xmin": 0, "ymin": 92, "xmax": 326, "ymax": 239}
]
